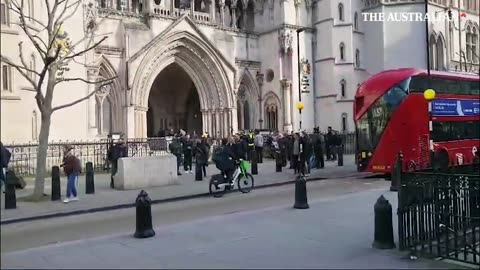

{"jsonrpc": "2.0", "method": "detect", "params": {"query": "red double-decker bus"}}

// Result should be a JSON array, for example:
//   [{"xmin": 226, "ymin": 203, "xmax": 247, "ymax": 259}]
[{"xmin": 354, "ymin": 68, "xmax": 479, "ymax": 174}]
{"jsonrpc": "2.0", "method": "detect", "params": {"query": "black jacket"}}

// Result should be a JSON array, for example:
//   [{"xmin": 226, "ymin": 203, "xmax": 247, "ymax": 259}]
[{"xmin": 194, "ymin": 142, "xmax": 209, "ymax": 165}]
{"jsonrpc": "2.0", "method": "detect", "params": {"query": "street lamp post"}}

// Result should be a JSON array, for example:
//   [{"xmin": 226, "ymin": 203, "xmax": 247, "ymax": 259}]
[
  {"xmin": 424, "ymin": 89, "xmax": 436, "ymax": 169},
  {"xmin": 296, "ymin": 27, "xmax": 308, "ymax": 131}
]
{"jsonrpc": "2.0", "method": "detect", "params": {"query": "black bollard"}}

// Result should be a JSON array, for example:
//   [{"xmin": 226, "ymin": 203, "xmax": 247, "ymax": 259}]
[
  {"xmin": 275, "ymin": 152, "xmax": 282, "ymax": 172},
  {"xmin": 4, "ymin": 170, "xmax": 17, "ymax": 209},
  {"xmin": 51, "ymin": 166, "xmax": 61, "ymax": 201},
  {"xmin": 134, "ymin": 190, "xmax": 156, "ymax": 238},
  {"xmin": 338, "ymin": 145, "xmax": 344, "ymax": 166},
  {"xmin": 390, "ymin": 152, "xmax": 403, "ymax": 192},
  {"xmin": 85, "ymin": 162, "xmax": 95, "ymax": 194},
  {"xmin": 293, "ymin": 174, "xmax": 309, "ymax": 209},
  {"xmin": 195, "ymin": 164, "xmax": 203, "ymax": 181},
  {"xmin": 372, "ymin": 195, "xmax": 395, "ymax": 249},
  {"xmin": 251, "ymin": 150, "xmax": 258, "ymax": 175}
]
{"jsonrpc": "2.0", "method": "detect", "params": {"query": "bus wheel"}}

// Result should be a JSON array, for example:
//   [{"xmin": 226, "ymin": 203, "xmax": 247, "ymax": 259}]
[{"xmin": 433, "ymin": 150, "xmax": 449, "ymax": 172}]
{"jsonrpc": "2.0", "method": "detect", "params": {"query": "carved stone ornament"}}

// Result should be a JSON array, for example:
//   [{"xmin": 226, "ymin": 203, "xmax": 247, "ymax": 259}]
[
  {"xmin": 294, "ymin": 0, "xmax": 301, "ymax": 6},
  {"xmin": 96, "ymin": 81, "xmax": 111, "ymax": 101},
  {"xmin": 84, "ymin": 2, "xmax": 97, "ymax": 32},
  {"xmin": 256, "ymin": 71, "xmax": 264, "ymax": 85},
  {"xmin": 278, "ymin": 29, "xmax": 293, "ymax": 54},
  {"xmin": 231, "ymin": 0, "xmax": 238, "ymax": 8},
  {"xmin": 255, "ymin": 0, "xmax": 264, "ymax": 12}
]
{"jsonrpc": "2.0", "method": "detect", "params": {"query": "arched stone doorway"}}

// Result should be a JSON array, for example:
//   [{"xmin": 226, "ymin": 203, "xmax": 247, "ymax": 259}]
[
  {"xmin": 146, "ymin": 63, "xmax": 202, "ymax": 137},
  {"xmin": 129, "ymin": 28, "xmax": 237, "ymax": 138}
]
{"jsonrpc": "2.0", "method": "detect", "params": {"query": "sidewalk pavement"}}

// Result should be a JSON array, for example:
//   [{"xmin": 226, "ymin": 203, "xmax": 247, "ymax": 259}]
[
  {"xmin": 1, "ymin": 155, "xmax": 364, "ymax": 223},
  {"xmin": 0, "ymin": 184, "xmax": 462, "ymax": 269}
]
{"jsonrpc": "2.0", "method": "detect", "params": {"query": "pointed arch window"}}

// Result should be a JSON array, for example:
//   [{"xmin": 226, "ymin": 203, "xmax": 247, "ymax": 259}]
[
  {"xmin": 355, "ymin": 49, "xmax": 360, "ymax": 67},
  {"xmin": 340, "ymin": 79, "xmax": 346, "ymax": 98},
  {"xmin": 339, "ymin": 43, "xmax": 345, "ymax": 61},
  {"xmin": 466, "ymin": 26, "xmax": 472, "ymax": 62},
  {"xmin": 429, "ymin": 34, "xmax": 437, "ymax": 70},
  {"xmin": 266, "ymin": 104, "xmax": 278, "ymax": 131},
  {"xmin": 95, "ymin": 82, "xmax": 113, "ymax": 135},
  {"xmin": 436, "ymin": 36, "xmax": 445, "ymax": 70},
  {"xmin": 353, "ymin": 12, "xmax": 358, "ymax": 30},
  {"xmin": 338, "ymin": 3, "xmax": 344, "ymax": 21},
  {"xmin": 341, "ymin": 113, "xmax": 348, "ymax": 132},
  {"xmin": 472, "ymin": 27, "xmax": 478, "ymax": 63}
]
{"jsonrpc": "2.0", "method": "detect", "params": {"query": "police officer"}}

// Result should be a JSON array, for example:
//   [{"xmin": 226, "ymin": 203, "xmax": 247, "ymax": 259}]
[{"xmin": 246, "ymin": 130, "xmax": 255, "ymax": 161}]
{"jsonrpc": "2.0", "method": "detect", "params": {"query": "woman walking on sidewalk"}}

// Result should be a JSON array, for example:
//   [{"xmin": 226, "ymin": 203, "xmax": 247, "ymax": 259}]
[{"xmin": 61, "ymin": 145, "xmax": 81, "ymax": 203}]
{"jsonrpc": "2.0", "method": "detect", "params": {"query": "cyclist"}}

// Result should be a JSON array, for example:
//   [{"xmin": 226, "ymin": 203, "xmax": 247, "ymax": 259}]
[{"xmin": 212, "ymin": 138, "xmax": 238, "ymax": 187}]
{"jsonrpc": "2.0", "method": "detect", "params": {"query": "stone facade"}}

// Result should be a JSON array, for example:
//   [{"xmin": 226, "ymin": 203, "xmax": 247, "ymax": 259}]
[{"xmin": 0, "ymin": 0, "xmax": 478, "ymax": 143}]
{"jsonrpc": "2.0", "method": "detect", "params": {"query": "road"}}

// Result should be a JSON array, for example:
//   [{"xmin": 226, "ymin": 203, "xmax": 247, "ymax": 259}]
[{"xmin": 2, "ymin": 177, "xmax": 383, "ymax": 253}]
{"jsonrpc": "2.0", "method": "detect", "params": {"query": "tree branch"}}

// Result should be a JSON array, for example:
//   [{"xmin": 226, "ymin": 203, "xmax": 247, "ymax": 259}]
[
  {"xmin": 63, "ymin": 36, "xmax": 108, "ymax": 61},
  {"xmin": 55, "ymin": 0, "xmax": 81, "ymax": 29},
  {"xmin": 55, "ymin": 75, "xmax": 117, "ymax": 86},
  {"xmin": 8, "ymin": 5, "xmax": 47, "ymax": 29},
  {"xmin": 52, "ymin": 78, "xmax": 116, "ymax": 112},
  {"xmin": 10, "ymin": 0, "xmax": 47, "ymax": 58}
]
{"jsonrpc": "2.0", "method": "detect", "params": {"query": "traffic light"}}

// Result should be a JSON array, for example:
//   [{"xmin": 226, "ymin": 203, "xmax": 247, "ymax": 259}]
[{"xmin": 447, "ymin": 9, "xmax": 452, "ymax": 20}]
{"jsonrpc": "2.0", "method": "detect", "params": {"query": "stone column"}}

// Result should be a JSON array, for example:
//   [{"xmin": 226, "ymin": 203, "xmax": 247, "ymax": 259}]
[
  {"xmin": 219, "ymin": 0, "xmax": 225, "ymax": 26},
  {"xmin": 215, "ymin": 110, "xmax": 221, "ymax": 138},
  {"xmin": 209, "ymin": 0, "xmax": 216, "ymax": 22},
  {"xmin": 223, "ymin": 108, "xmax": 229, "ymax": 137},
  {"xmin": 237, "ymin": 101, "xmax": 243, "ymax": 130},
  {"xmin": 230, "ymin": 107, "xmax": 237, "ymax": 134},
  {"xmin": 219, "ymin": 109, "xmax": 225, "ymax": 138},
  {"xmin": 281, "ymin": 79, "xmax": 292, "ymax": 131},
  {"xmin": 170, "ymin": 0, "xmax": 175, "ymax": 14},
  {"xmin": 201, "ymin": 109, "xmax": 208, "ymax": 133},
  {"xmin": 231, "ymin": 0, "xmax": 237, "ymax": 28},
  {"xmin": 207, "ymin": 109, "xmax": 213, "ymax": 135},
  {"xmin": 190, "ymin": 0, "xmax": 194, "ymax": 15},
  {"xmin": 86, "ymin": 68, "xmax": 98, "ymax": 131},
  {"xmin": 256, "ymin": 72, "xmax": 264, "ymax": 129},
  {"xmin": 242, "ymin": 5, "xmax": 247, "ymax": 30}
]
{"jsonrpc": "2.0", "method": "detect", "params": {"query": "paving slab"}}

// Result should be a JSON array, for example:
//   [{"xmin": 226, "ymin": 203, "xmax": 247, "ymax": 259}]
[
  {"xmin": 1, "ymin": 156, "xmax": 363, "ymax": 223},
  {"xmin": 1, "ymin": 186, "xmax": 463, "ymax": 269}
]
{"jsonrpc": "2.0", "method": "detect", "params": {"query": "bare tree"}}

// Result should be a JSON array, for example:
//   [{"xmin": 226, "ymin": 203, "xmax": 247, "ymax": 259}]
[{"xmin": 0, "ymin": 0, "xmax": 115, "ymax": 200}]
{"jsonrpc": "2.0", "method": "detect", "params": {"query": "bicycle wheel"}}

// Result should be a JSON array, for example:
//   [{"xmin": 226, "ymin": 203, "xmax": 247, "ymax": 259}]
[
  {"xmin": 237, "ymin": 173, "xmax": 254, "ymax": 193},
  {"xmin": 209, "ymin": 175, "xmax": 227, "ymax": 198}
]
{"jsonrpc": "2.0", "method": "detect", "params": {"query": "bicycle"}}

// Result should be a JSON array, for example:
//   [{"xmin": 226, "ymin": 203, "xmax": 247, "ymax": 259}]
[{"xmin": 209, "ymin": 159, "xmax": 254, "ymax": 197}]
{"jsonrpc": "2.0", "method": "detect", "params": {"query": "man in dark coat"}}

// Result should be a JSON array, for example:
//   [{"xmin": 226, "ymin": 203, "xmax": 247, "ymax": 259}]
[
  {"xmin": 312, "ymin": 127, "xmax": 325, "ymax": 169},
  {"xmin": 194, "ymin": 137, "xmax": 209, "ymax": 177},
  {"xmin": 169, "ymin": 137, "xmax": 183, "ymax": 176},
  {"xmin": 107, "ymin": 138, "xmax": 128, "ymax": 188},
  {"xmin": 182, "ymin": 134, "xmax": 194, "ymax": 174},
  {"xmin": 0, "ymin": 142, "xmax": 11, "ymax": 192}
]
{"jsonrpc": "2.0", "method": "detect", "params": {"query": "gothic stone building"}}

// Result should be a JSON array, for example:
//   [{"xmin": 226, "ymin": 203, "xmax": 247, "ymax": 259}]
[{"xmin": 0, "ymin": 0, "xmax": 478, "ymax": 143}]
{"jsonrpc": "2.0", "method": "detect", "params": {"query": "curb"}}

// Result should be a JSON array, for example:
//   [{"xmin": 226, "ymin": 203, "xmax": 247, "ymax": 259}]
[{"xmin": 1, "ymin": 174, "xmax": 351, "ymax": 225}]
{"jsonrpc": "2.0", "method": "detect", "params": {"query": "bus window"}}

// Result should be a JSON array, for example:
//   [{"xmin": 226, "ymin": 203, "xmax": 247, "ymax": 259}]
[
  {"xmin": 432, "ymin": 121, "xmax": 480, "ymax": 142},
  {"xmin": 356, "ymin": 77, "xmax": 410, "ymax": 152},
  {"xmin": 470, "ymin": 81, "xmax": 480, "ymax": 95}
]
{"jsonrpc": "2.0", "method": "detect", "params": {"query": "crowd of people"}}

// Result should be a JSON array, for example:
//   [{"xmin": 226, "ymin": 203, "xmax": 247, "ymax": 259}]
[{"xmin": 158, "ymin": 127, "xmax": 346, "ymax": 182}]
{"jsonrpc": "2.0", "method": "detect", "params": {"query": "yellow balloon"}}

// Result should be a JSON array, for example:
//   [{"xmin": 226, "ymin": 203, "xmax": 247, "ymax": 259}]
[
  {"xmin": 296, "ymin": 102, "xmax": 304, "ymax": 110},
  {"xmin": 423, "ymin": 89, "xmax": 436, "ymax": 101}
]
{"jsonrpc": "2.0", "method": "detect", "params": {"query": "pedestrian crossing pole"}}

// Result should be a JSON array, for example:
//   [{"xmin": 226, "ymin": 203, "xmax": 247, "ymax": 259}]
[{"xmin": 424, "ymin": 89, "xmax": 436, "ymax": 169}]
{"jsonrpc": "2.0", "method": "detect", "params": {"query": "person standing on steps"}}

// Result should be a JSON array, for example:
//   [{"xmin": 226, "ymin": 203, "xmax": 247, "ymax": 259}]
[
  {"xmin": 61, "ymin": 145, "xmax": 81, "ymax": 203},
  {"xmin": 107, "ymin": 137, "xmax": 128, "ymax": 188}
]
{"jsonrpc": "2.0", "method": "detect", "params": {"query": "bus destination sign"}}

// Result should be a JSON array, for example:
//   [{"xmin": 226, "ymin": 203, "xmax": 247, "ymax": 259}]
[{"xmin": 432, "ymin": 99, "xmax": 480, "ymax": 116}]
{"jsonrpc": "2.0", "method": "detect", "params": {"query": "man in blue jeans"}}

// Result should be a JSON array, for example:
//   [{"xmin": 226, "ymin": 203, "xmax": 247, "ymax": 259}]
[{"xmin": 61, "ymin": 145, "xmax": 81, "ymax": 203}]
